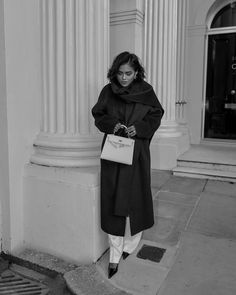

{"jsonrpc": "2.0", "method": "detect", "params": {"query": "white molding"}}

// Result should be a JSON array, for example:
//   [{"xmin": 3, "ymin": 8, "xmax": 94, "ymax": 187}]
[
  {"xmin": 31, "ymin": 133, "xmax": 102, "ymax": 167},
  {"xmin": 207, "ymin": 27, "xmax": 236, "ymax": 35},
  {"xmin": 156, "ymin": 122, "xmax": 182, "ymax": 138},
  {"xmin": 188, "ymin": 25, "xmax": 207, "ymax": 36},
  {"xmin": 30, "ymin": 150, "xmax": 100, "ymax": 168},
  {"xmin": 206, "ymin": 0, "xmax": 234, "ymax": 29},
  {"xmin": 33, "ymin": 133, "xmax": 101, "ymax": 149},
  {"xmin": 110, "ymin": 9, "xmax": 144, "ymax": 26}
]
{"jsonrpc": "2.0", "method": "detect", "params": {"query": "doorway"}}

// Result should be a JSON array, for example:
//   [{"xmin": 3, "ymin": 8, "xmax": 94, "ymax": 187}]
[
  {"xmin": 204, "ymin": 2, "xmax": 236, "ymax": 140},
  {"xmin": 204, "ymin": 32, "xmax": 236, "ymax": 140}
]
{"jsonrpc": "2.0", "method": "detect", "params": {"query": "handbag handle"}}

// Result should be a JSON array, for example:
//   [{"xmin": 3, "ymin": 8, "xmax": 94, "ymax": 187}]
[{"xmin": 114, "ymin": 124, "xmax": 131, "ymax": 138}]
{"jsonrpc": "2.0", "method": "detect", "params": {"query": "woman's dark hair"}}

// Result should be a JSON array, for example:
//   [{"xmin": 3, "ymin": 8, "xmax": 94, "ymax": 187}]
[{"xmin": 107, "ymin": 51, "xmax": 145, "ymax": 82}]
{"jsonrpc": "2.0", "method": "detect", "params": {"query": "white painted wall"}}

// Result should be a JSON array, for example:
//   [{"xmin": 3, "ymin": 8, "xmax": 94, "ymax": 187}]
[
  {"xmin": 1, "ymin": 0, "xmax": 41, "ymax": 252},
  {"xmin": 23, "ymin": 164, "xmax": 107, "ymax": 264},
  {"xmin": 0, "ymin": 0, "xmax": 9, "ymax": 251}
]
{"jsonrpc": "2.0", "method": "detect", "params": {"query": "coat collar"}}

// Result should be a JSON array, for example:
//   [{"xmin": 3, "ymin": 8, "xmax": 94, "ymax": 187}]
[{"xmin": 111, "ymin": 80, "xmax": 163, "ymax": 110}]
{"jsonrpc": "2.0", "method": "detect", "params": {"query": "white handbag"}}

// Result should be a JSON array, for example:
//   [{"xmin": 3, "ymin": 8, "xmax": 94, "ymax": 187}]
[{"xmin": 101, "ymin": 133, "xmax": 135, "ymax": 165}]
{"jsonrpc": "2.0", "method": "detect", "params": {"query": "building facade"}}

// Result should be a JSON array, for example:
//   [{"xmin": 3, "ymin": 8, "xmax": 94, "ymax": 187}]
[{"xmin": 0, "ymin": 0, "xmax": 235, "ymax": 263}]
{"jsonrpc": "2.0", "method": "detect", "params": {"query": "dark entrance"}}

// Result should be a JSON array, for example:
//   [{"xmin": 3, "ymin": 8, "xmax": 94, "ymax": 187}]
[{"xmin": 204, "ymin": 33, "xmax": 236, "ymax": 140}]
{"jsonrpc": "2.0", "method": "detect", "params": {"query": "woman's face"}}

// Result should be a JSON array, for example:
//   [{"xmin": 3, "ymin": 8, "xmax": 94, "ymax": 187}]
[{"xmin": 116, "ymin": 63, "xmax": 137, "ymax": 87}]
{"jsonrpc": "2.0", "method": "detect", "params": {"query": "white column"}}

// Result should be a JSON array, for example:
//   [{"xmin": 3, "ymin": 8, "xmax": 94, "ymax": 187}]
[
  {"xmin": 31, "ymin": 0, "xmax": 109, "ymax": 167},
  {"xmin": 144, "ymin": 0, "xmax": 179, "ymax": 135},
  {"xmin": 144, "ymin": 0, "xmax": 189, "ymax": 168}
]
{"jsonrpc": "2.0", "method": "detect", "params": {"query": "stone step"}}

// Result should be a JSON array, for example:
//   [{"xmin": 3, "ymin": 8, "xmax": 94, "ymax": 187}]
[
  {"xmin": 173, "ymin": 166, "xmax": 236, "ymax": 182},
  {"xmin": 176, "ymin": 159, "xmax": 236, "ymax": 172},
  {"xmin": 173, "ymin": 143, "xmax": 236, "ymax": 182}
]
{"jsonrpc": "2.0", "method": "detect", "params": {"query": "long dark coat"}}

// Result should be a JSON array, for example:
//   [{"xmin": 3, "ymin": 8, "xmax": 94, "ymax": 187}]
[{"xmin": 92, "ymin": 81, "xmax": 164, "ymax": 236}]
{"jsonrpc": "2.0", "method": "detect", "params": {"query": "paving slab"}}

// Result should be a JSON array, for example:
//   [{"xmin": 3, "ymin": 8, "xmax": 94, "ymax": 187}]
[
  {"xmin": 143, "ymin": 192, "xmax": 198, "ymax": 246},
  {"xmin": 151, "ymin": 187, "xmax": 159, "ymax": 198},
  {"xmin": 204, "ymin": 180, "xmax": 236, "ymax": 196},
  {"xmin": 187, "ymin": 191, "xmax": 236, "ymax": 239},
  {"xmin": 156, "ymin": 191, "xmax": 199, "ymax": 205},
  {"xmin": 143, "ymin": 216, "xmax": 180, "ymax": 246},
  {"xmin": 151, "ymin": 170, "xmax": 172, "ymax": 189},
  {"xmin": 96, "ymin": 240, "xmax": 179, "ymax": 295},
  {"xmin": 158, "ymin": 232, "xmax": 236, "ymax": 295},
  {"xmin": 161, "ymin": 176, "xmax": 207, "ymax": 195},
  {"xmin": 155, "ymin": 196, "xmax": 196, "ymax": 220}
]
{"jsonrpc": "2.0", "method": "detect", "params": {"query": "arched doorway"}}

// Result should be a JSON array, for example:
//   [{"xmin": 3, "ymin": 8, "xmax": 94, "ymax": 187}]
[{"xmin": 204, "ymin": 2, "xmax": 236, "ymax": 140}]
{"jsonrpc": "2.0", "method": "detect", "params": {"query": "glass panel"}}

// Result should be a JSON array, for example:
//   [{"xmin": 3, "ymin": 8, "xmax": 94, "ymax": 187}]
[
  {"xmin": 211, "ymin": 2, "xmax": 236, "ymax": 28},
  {"xmin": 204, "ymin": 33, "xmax": 236, "ymax": 139}
]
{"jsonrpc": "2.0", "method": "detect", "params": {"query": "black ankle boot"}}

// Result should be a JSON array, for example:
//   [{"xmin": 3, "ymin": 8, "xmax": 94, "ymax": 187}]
[
  {"xmin": 122, "ymin": 252, "xmax": 130, "ymax": 260},
  {"xmin": 108, "ymin": 263, "xmax": 118, "ymax": 279}
]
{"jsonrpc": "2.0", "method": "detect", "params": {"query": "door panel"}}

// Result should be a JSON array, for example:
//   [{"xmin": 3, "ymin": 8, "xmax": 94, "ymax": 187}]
[{"xmin": 204, "ymin": 33, "xmax": 236, "ymax": 139}]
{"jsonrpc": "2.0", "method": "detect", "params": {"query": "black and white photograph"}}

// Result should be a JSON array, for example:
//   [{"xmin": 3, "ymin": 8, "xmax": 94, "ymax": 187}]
[{"xmin": 0, "ymin": 0, "xmax": 236, "ymax": 294}]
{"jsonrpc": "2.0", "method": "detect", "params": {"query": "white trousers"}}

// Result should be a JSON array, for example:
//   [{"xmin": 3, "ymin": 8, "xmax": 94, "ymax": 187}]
[{"xmin": 108, "ymin": 217, "xmax": 142, "ymax": 263}]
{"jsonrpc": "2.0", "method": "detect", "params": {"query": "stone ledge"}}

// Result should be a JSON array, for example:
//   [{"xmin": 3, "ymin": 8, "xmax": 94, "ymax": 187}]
[
  {"xmin": 65, "ymin": 265, "xmax": 130, "ymax": 295},
  {"xmin": 16, "ymin": 248, "xmax": 78, "ymax": 275}
]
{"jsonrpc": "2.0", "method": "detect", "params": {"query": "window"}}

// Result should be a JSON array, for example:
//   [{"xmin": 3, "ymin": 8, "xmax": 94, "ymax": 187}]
[{"xmin": 211, "ymin": 2, "xmax": 236, "ymax": 28}]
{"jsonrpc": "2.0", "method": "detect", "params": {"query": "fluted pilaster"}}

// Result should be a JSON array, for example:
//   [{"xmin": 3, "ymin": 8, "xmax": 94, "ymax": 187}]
[
  {"xmin": 144, "ymin": 0, "xmax": 185, "ymax": 136},
  {"xmin": 176, "ymin": 0, "xmax": 188, "ymax": 123},
  {"xmin": 31, "ymin": 0, "xmax": 109, "ymax": 167}
]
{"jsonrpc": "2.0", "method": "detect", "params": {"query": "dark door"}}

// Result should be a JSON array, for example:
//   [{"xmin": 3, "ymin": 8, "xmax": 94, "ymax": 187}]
[{"xmin": 204, "ymin": 33, "xmax": 236, "ymax": 139}]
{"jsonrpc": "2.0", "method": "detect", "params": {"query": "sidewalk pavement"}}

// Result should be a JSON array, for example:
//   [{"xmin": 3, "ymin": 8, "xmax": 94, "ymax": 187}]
[{"xmin": 18, "ymin": 170, "xmax": 236, "ymax": 295}]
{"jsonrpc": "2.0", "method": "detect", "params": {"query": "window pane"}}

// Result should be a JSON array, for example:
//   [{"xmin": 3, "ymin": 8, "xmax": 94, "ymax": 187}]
[{"xmin": 211, "ymin": 2, "xmax": 236, "ymax": 28}]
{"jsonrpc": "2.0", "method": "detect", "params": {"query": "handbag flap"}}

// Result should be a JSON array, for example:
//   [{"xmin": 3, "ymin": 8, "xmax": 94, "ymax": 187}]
[{"xmin": 107, "ymin": 134, "xmax": 134, "ymax": 146}]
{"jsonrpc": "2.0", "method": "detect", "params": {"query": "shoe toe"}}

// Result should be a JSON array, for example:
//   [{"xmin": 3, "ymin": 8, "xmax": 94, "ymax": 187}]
[
  {"xmin": 108, "ymin": 263, "xmax": 118, "ymax": 279},
  {"xmin": 122, "ymin": 252, "xmax": 130, "ymax": 260}
]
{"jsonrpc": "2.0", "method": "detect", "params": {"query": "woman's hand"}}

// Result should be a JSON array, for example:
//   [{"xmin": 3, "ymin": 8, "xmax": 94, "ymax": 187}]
[
  {"xmin": 113, "ymin": 123, "xmax": 122, "ymax": 134},
  {"xmin": 126, "ymin": 125, "xmax": 136, "ymax": 137}
]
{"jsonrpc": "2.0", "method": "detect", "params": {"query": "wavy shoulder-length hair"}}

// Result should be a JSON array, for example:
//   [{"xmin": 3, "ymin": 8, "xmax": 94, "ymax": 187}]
[{"xmin": 107, "ymin": 51, "xmax": 145, "ymax": 83}]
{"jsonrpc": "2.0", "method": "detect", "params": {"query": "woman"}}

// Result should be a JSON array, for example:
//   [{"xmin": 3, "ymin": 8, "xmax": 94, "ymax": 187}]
[{"xmin": 92, "ymin": 52, "xmax": 164, "ymax": 279}]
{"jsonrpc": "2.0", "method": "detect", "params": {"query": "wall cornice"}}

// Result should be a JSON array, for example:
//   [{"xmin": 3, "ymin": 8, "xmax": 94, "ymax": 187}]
[
  {"xmin": 110, "ymin": 9, "xmax": 144, "ymax": 26},
  {"xmin": 188, "ymin": 25, "xmax": 207, "ymax": 36}
]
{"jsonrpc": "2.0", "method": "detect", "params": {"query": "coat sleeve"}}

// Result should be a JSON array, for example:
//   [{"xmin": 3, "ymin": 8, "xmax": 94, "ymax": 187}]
[
  {"xmin": 134, "ymin": 107, "xmax": 164, "ymax": 139},
  {"xmin": 92, "ymin": 86, "xmax": 120, "ymax": 134}
]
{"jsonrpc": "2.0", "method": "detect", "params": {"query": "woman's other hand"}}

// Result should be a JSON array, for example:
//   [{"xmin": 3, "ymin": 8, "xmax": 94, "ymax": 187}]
[{"xmin": 126, "ymin": 125, "xmax": 136, "ymax": 137}]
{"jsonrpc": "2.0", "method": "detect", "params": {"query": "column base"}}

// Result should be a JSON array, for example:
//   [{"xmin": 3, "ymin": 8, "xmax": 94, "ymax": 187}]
[
  {"xmin": 150, "ymin": 124, "xmax": 190, "ymax": 169},
  {"xmin": 31, "ymin": 133, "xmax": 102, "ymax": 167},
  {"xmin": 23, "ymin": 163, "xmax": 107, "ymax": 264}
]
